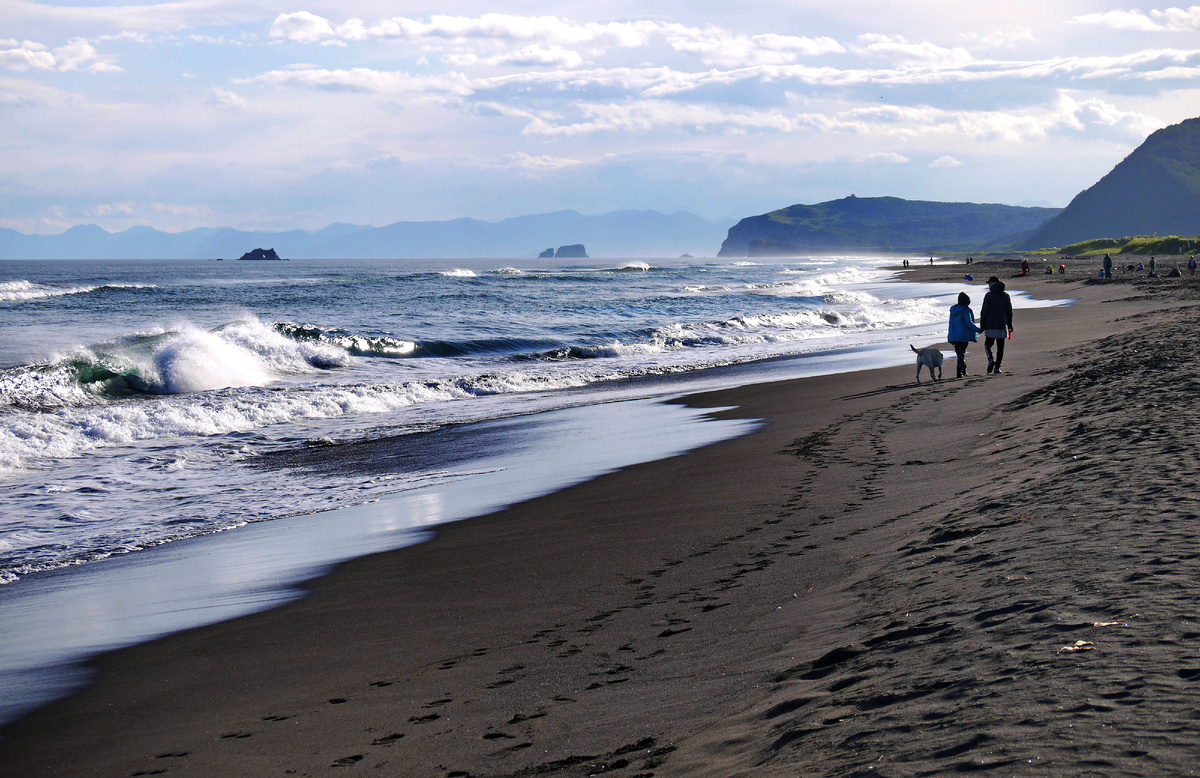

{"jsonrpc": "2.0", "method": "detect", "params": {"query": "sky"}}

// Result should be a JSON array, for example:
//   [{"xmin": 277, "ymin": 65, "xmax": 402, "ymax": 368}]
[{"xmin": 2, "ymin": 1, "xmax": 1199, "ymax": 234}]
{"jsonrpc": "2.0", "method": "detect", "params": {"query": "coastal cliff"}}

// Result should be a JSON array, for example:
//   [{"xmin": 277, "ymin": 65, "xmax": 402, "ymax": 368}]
[{"xmin": 718, "ymin": 196, "xmax": 1059, "ymax": 256}]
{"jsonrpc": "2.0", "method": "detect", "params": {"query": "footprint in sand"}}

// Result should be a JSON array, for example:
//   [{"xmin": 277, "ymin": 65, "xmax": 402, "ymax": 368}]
[{"xmin": 508, "ymin": 711, "xmax": 547, "ymax": 724}]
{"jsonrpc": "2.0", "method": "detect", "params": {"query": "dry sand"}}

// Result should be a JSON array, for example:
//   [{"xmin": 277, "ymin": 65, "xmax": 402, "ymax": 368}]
[{"xmin": 2, "ymin": 256, "xmax": 1199, "ymax": 777}]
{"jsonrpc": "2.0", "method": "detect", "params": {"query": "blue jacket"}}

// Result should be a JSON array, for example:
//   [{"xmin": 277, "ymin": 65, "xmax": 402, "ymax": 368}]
[{"xmin": 948, "ymin": 304, "xmax": 981, "ymax": 343}]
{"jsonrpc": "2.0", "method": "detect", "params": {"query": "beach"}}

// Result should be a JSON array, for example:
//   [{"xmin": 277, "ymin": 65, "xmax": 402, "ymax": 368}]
[{"xmin": 2, "ymin": 258, "xmax": 1199, "ymax": 776}]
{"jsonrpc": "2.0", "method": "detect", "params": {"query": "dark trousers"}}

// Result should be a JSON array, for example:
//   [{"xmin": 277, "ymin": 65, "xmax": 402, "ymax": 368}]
[
  {"xmin": 952, "ymin": 341, "xmax": 968, "ymax": 376},
  {"xmin": 985, "ymin": 336, "xmax": 1005, "ymax": 369}
]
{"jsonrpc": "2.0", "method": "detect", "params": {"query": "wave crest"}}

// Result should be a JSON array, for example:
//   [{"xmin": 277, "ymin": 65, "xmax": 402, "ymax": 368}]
[{"xmin": 0, "ymin": 280, "xmax": 156, "ymax": 303}]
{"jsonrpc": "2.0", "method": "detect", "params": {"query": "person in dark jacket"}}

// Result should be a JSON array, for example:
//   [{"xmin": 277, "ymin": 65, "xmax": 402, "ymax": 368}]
[
  {"xmin": 979, "ymin": 277, "xmax": 1013, "ymax": 374},
  {"xmin": 947, "ymin": 291, "xmax": 982, "ymax": 378}
]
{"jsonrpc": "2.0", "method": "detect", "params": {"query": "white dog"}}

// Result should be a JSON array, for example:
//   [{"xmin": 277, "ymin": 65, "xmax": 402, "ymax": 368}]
[{"xmin": 911, "ymin": 345, "xmax": 943, "ymax": 383}]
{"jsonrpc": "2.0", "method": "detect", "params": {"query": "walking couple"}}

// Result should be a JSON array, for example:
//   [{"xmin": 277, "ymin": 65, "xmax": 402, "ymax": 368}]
[{"xmin": 948, "ymin": 276, "xmax": 1013, "ymax": 377}]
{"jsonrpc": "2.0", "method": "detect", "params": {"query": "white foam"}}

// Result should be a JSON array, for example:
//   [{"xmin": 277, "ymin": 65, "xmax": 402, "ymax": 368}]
[
  {"xmin": 0, "ymin": 280, "xmax": 156, "ymax": 303},
  {"xmin": 0, "ymin": 363, "xmax": 610, "ymax": 472},
  {"xmin": 613, "ymin": 261, "xmax": 651, "ymax": 271},
  {"xmin": 440, "ymin": 268, "xmax": 478, "ymax": 278}
]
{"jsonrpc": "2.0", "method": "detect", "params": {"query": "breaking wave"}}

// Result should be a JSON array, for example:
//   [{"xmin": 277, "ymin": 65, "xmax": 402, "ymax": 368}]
[{"xmin": 0, "ymin": 280, "xmax": 156, "ymax": 302}]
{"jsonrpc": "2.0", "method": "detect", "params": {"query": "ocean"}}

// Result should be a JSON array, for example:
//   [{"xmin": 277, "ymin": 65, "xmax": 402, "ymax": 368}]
[{"xmin": 0, "ymin": 254, "xmax": 1054, "ymax": 724}]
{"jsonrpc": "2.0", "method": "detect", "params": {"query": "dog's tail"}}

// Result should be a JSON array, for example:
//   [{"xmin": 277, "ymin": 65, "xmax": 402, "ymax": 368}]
[{"xmin": 910, "ymin": 344, "xmax": 919, "ymax": 354}]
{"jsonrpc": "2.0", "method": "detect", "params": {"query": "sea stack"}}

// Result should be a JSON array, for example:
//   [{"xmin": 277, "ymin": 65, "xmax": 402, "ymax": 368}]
[
  {"xmin": 237, "ymin": 248, "xmax": 283, "ymax": 261},
  {"xmin": 554, "ymin": 244, "xmax": 588, "ymax": 258}
]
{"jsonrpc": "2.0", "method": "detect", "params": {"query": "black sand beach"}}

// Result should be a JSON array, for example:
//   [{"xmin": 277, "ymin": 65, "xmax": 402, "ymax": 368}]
[{"xmin": 3, "ymin": 259, "xmax": 1199, "ymax": 776}]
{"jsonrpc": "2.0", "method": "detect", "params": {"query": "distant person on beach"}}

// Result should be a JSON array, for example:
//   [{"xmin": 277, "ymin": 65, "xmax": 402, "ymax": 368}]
[
  {"xmin": 948, "ymin": 292, "xmax": 982, "ymax": 378},
  {"xmin": 1102, "ymin": 253, "xmax": 1112, "ymax": 278},
  {"xmin": 1148, "ymin": 256, "xmax": 1158, "ymax": 277},
  {"xmin": 979, "ymin": 276, "xmax": 1013, "ymax": 375},
  {"xmin": 1020, "ymin": 258, "xmax": 1030, "ymax": 276},
  {"xmin": 1190, "ymin": 256, "xmax": 1197, "ymax": 276}
]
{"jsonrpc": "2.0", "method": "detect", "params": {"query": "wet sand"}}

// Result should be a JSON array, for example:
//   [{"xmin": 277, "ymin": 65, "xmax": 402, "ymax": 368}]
[{"xmin": 3, "ymin": 257, "xmax": 1200, "ymax": 776}]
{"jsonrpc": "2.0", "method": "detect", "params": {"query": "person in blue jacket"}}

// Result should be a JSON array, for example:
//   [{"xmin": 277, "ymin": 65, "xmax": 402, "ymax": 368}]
[{"xmin": 948, "ymin": 291, "xmax": 983, "ymax": 378}]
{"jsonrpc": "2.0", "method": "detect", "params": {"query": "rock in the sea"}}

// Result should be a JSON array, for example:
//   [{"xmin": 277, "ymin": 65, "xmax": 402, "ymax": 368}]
[
  {"xmin": 554, "ymin": 244, "xmax": 588, "ymax": 258},
  {"xmin": 237, "ymin": 247, "xmax": 283, "ymax": 261},
  {"xmin": 539, "ymin": 248, "xmax": 555, "ymax": 258}
]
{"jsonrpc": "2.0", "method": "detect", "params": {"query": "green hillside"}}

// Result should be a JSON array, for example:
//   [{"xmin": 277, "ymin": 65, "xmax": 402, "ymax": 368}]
[
  {"xmin": 717, "ymin": 196, "xmax": 1059, "ymax": 256},
  {"xmin": 1035, "ymin": 234, "xmax": 1200, "ymax": 256},
  {"xmin": 1021, "ymin": 117, "xmax": 1200, "ymax": 249}
]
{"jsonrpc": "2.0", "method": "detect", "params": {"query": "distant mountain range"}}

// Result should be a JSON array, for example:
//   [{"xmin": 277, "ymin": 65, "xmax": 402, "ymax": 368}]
[
  {"xmin": 1021, "ymin": 116, "xmax": 1200, "ymax": 249},
  {"xmin": 718, "ymin": 196, "xmax": 1060, "ymax": 256},
  {"xmin": 0, "ymin": 210, "xmax": 734, "ymax": 260},
  {"xmin": 10, "ymin": 116, "xmax": 1198, "ymax": 260}
]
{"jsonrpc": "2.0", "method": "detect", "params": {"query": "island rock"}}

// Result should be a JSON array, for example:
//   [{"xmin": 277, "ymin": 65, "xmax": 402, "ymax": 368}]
[
  {"xmin": 554, "ymin": 244, "xmax": 588, "ymax": 258},
  {"xmin": 539, "ymin": 248, "xmax": 555, "ymax": 258},
  {"xmin": 238, "ymin": 247, "xmax": 283, "ymax": 261}
]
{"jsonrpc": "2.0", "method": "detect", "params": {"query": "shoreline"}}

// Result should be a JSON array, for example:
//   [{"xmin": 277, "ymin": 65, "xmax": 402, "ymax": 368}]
[
  {"xmin": 0, "ymin": 260, "xmax": 998, "ymax": 727},
  {"xmin": 4, "ymin": 260, "xmax": 1200, "ymax": 775}
]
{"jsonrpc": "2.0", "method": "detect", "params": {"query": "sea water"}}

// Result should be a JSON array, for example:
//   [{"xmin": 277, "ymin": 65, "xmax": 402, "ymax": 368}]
[
  {"xmin": 0, "ymin": 254, "xmax": 1058, "ymax": 724},
  {"xmin": 0, "ymin": 255, "xmax": 975, "ymax": 584}
]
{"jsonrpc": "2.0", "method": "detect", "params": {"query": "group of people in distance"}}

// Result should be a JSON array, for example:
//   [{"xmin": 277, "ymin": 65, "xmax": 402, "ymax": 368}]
[
  {"xmin": 1103, "ymin": 252, "xmax": 1198, "ymax": 278},
  {"xmin": 948, "ymin": 276, "xmax": 1012, "ymax": 377}
]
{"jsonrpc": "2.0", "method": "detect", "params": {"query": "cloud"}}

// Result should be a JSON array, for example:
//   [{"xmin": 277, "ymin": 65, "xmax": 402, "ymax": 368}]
[
  {"xmin": 0, "ymin": 38, "xmax": 121, "ymax": 73},
  {"xmin": 837, "ymin": 97, "xmax": 1150, "ymax": 144},
  {"xmin": 665, "ymin": 29, "xmax": 845, "ymax": 67},
  {"xmin": 519, "ymin": 100, "xmax": 833, "ymax": 136},
  {"xmin": 269, "ymin": 11, "xmax": 336, "ymax": 44},
  {"xmin": 268, "ymin": 12, "xmax": 845, "ymax": 69},
  {"xmin": 234, "ymin": 46, "xmax": 1180, "ymax": 141},
  {"xmin": 960, "ymin": 29, "xmax": 1036, "ymax": 48},
  {"xmin": 0, "ymin": 41, "xmax": 56, "ymax": 72},
  {"xmin": 53, "ymin": 38, "xmax": 122, "ymax": 72},
  {"xmin": 855, "ymin": 152, "xmax": 910, "ymax": 163},
  {"xmin": 187, "ymin": 34, "xmax": 255, "ymax": 46},
  {"xmin": 238, "ymin": 67, "xmax": 474, "ymax": 97},
  {"xmin": 929, "ymin": 155, "xmax": 962, "ymax": 167},
  {"xmin": 207, "ymin": 86, "xmax": 246, "ymax": 110},
  {"xmin": 4, "ymin": 0, "xmax": 266, "ymax": 33},
  {"xmin": 1071, "ymin": 6, "xmax": 1200, "ymax": 32},
  {"xmin": 447, "ymin": 45, "xmax": 585, "ymax": 69},
  {"xmin": 854, "ymin": 34, "xmax": 974, "ymax": 67},
  {"xmin": 269, "ymin": 11, "xmax": 660, "ymax": 49},
  {"xmin": 86, "ymin": 202, "xmax": 137, "ymax": 217},
  {"xmin": 501, "ymin": 152, "xmax": 582, "ymax": 170}
]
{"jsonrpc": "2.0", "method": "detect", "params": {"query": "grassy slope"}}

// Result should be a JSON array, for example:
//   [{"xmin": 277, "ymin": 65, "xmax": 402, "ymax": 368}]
[{"xmin": 1031, "ymin": 234, "xmax": 1200, "ymax": 256}]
